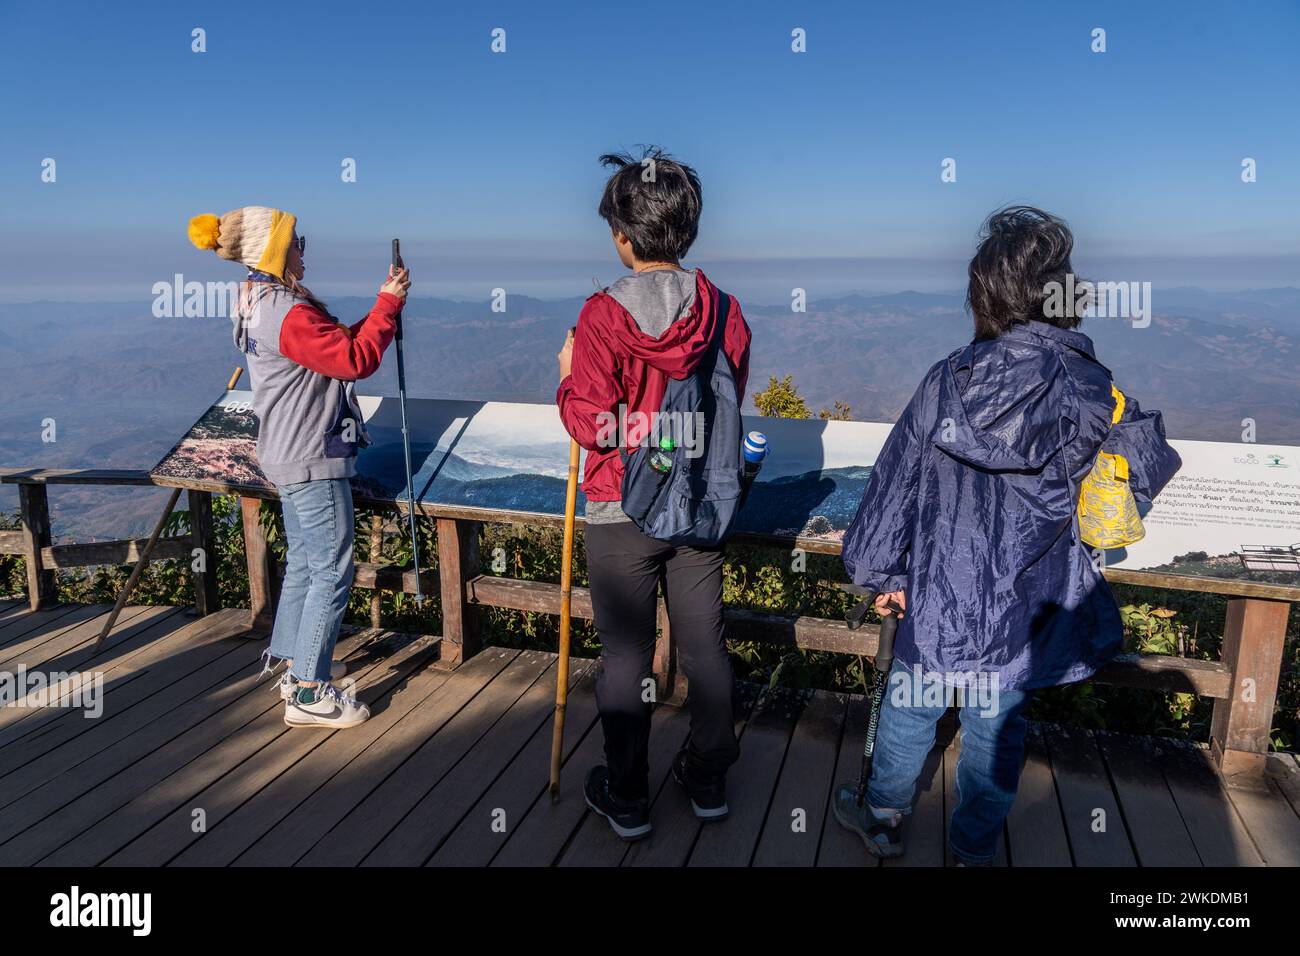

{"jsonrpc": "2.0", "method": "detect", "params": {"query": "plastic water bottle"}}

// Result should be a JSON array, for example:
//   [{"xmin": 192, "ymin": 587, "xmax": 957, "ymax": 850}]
[
  {"xmin": 649, "ymin": 435, "xmax": 676, "ymax": 473},
  {"xmin": 743, "ymin": 431, "xmax": 769, "ymax": 480}
]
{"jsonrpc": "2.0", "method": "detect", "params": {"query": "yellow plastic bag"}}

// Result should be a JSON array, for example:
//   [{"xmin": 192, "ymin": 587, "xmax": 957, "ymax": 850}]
[{"xmin": 1077, "ymin": 385, "xmax": 1145, "ymax": 549}]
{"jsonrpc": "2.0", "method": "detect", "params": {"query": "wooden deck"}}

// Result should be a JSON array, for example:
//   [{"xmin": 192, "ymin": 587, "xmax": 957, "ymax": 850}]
[{"xmin": 0, "ymin": 600, "xmax": 1298, "ymax": 867}]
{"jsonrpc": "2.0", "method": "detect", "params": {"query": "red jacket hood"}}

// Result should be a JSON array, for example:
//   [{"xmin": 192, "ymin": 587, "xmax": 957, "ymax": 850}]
[
  {"xmin": 557, "ymin": 269, "xmax": 751, "ymax": 502},
  {"xmin": 601, "ymin": 269, "xmax": 728, "ymax": 379}
]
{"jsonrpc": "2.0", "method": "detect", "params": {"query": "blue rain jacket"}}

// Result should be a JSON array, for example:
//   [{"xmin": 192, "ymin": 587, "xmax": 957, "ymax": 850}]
[{"xmin": 843, "ymin": 321, "xmax": 1182, "ymax": 691}]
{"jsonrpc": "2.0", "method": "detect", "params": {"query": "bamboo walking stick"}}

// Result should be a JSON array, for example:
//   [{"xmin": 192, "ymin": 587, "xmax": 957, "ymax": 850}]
[{"xmin": 549, "ymin": 437, "xmax": 581, "ymax": 801}]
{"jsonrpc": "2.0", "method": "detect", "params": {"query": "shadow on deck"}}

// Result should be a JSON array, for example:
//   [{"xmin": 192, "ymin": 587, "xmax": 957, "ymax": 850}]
[{"xmin": 0, "ymin": 600, "xmax": 1297, "ymax": 867}]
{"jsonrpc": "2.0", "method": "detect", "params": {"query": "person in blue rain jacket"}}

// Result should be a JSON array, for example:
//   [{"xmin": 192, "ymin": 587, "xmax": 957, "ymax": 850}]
[{"xmin": 833, "ymin": 206, "xmax": 1182, "ymax": 865}]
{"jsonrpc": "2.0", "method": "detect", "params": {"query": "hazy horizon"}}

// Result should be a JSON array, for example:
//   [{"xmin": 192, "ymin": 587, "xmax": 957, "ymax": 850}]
[{"xmin": 2, "ymin": 249, "xmax": 1296, "ymax": 306}]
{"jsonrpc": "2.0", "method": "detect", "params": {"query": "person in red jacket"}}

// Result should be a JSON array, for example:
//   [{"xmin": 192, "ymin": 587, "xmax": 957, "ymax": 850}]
[
  {"xmin": 190, "ymin": 206, "xmax": 409, "ymax": 729},
  {"xmin": 557, "ymin": 150, "xmax": 751, "ymax": 839}
]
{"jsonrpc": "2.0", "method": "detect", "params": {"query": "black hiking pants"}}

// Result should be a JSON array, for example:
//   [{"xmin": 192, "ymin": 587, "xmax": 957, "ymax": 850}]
[{"xmin": 585, "ymin": 519, "xmax": 740, "ymax": 802}]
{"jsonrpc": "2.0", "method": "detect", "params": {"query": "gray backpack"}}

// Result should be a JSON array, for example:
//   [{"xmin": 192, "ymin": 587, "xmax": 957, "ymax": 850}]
[{"xmin": 619, "ymin": 292, "xmax": 745, "ymax": 547}]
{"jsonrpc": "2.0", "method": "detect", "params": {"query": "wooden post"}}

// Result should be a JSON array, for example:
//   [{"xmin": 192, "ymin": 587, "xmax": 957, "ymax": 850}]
[
  {"xmin": 240, "ymin": 497, "xmax": 274, "ymax": 634},
  {"xmin": 188, "ymin": 490, "xmax": 219, "ymax": 616},
  {"xmin": 436, "ymin": 517, "xmax": 481, "ymax": 666},
  {"xmin": 1210, "ymin": 597, "xmax": 1290, "ymax": 782},
  {"xmin": 18, "ymin": 483, "xmax": 56, "ymax": 611},
  {"xmin": 368, "ymin": 513, "xmax": 384, "ymax": 629}
]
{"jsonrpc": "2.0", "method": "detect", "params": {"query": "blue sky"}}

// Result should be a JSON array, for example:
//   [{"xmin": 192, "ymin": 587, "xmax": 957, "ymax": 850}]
[{"xmin": 1, "ymin": 0, "xmax": 1297, "ymax": 301}]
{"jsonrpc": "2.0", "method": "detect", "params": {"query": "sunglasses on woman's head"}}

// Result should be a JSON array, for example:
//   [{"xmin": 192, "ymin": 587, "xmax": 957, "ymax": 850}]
[{"xmin": 292, "ymin": 236, "xmax": 307, "ymax": 254}]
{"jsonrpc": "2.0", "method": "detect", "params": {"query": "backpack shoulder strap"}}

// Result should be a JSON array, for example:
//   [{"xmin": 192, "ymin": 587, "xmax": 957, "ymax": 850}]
[{"xmin": 710, "ymin": 289, "xmax": 731, "ymax": 350}]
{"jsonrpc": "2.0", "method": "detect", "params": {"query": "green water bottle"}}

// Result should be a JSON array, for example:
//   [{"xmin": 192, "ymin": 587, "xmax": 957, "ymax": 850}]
[{"xmin": 649, "ymin": 435, "xmax": 676, "ymax": 473}]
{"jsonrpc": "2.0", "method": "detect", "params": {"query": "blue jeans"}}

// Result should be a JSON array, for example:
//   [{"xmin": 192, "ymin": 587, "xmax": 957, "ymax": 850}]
[
  {"xmin": 866, "ymin": 663, "xmax": 1029, "ymax": 864},
  {"xmin": 268, "ymin": 477, "xmax": 355, "ymax": 683}
]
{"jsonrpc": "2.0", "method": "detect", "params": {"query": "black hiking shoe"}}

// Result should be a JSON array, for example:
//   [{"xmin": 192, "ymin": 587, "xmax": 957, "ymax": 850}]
[
  {"xmin": 671, "ymin": 749, "xmax": 730, "ymax": 821},
  {"xmin": 584, "ymin": 766, "xmax": 652, "ymax": 841},
  {"xmin": 831, "ymin": 782, "xmax": 904, "ymax": 859}
]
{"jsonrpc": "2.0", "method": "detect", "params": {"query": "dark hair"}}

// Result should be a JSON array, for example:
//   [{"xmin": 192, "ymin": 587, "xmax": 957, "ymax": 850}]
[
  {"xmin": 966, "ymin": 205, "xmax": 1081, "ymax": 340},
  {"xmin": 597, "ymin": 147, "xmax": 702, "ymax": 262}
]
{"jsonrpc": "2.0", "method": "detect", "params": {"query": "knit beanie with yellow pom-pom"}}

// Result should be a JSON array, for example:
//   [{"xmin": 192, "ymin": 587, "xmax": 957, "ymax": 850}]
[{"xmin": 188, "ymin": 206, "xmax": 297, "ymax": 279}]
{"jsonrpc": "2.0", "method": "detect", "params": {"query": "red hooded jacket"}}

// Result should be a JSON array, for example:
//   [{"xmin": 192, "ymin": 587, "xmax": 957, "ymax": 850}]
[{"xmin": 556, "ymin": 269, "xmax": 751, "ymax": 502}]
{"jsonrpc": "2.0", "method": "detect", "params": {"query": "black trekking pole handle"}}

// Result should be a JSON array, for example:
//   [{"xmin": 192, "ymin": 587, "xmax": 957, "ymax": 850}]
[{"xmin": 843, "ymin": 587, "xmax": 901, "ymax": 807}]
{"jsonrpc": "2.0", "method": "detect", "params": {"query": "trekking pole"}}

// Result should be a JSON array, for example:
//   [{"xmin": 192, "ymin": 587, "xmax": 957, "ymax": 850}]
[
  {"xmin": 549, "ymin": 437, "xmax": 581, "ymax": 801},
  {"xmin": 844, "ymin": 585, "xmax": 900, "ymax": 807},
  {"xmin": 392, "ymin": 239, "xmax": 424, "ymax": 604}
]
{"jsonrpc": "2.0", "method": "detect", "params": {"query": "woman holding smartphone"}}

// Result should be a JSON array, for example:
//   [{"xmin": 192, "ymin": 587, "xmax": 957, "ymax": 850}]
[{"xmin": 189, "ymin": 206, "xmax": 410, "ymax": 728}]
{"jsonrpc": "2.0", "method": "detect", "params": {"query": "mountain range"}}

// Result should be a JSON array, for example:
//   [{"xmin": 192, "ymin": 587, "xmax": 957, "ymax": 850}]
[{"xmin": 2, "ymin": 286, "xmax": 1297, "ymax": 541}]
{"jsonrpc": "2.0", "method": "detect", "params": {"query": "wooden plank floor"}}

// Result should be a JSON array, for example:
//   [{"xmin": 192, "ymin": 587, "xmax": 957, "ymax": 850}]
[{"xmin": 1, "ymin": 602, "xmax": 1297, "ymax": 867}]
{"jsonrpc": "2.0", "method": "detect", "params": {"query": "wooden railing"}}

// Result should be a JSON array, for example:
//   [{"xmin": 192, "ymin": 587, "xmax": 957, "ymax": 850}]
[{"xmin": 2, "ymin": 465, "xmax": 1296, "ymax": 782}]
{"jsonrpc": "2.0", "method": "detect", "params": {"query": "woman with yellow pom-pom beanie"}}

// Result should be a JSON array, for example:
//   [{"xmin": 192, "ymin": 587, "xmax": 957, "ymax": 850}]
[{"xmin": 189, "ymin": 207, "xmax": 411, "ymax": 729}]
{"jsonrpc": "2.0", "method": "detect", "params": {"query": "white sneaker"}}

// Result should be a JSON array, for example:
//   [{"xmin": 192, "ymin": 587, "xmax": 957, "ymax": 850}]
[
  {"xmin": 284, "ymin": 682, "xmax": 370, "ymax": 729},
  {"xmin": 277, "ymin": 661, "xmax": 348, "ymax": 700}
]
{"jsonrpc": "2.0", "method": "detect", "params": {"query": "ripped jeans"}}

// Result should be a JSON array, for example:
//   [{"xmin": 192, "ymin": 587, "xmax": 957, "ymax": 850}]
[{"xmin": 267, "ymin": 477, "xmax": 355, "ymax": 683}]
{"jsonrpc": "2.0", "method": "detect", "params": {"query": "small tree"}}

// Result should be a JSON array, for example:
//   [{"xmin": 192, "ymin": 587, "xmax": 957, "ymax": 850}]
[
  {"xmin": 753, "ymin": 375, "xmax": 811, "ymax": 419},
  {"xmin": 753, "ymin": 375, "xmax": 852, "ymax": 421}
]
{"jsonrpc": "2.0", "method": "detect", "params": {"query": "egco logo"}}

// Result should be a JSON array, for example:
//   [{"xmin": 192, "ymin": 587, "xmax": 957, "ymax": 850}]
[{"xmin": 1233, "ymin": 453, "xmax": 1259, "ymax": 465}]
